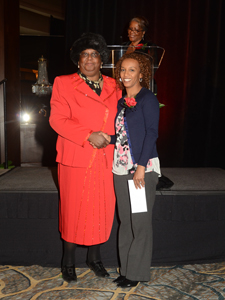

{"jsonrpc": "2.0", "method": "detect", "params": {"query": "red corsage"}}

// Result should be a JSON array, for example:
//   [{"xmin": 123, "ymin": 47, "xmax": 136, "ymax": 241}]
[
  {"xmin": 124, "ymin": 97, "xmax": 137, "ymax": 108},
  {"xmin": 135, "ymin": 43, "xmax": 144, "ymax": 49},
  {"xmin": 135, "ymin": 43, "xmax": 148, "ymax": 50}
]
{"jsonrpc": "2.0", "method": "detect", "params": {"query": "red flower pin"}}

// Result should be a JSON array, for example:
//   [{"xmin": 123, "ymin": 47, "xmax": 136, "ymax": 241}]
[
  {"xmin": 124, "ymin": 97, "xmax": 137, "ymax": 108},
  {"xmin": 135, "ymin": 43, "xmax": 144, "ymax": 49}
]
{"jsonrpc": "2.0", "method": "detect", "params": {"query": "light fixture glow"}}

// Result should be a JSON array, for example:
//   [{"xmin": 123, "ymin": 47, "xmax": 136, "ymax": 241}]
[{"xmin": 22, "ymin": 113, "xmax": 30, "ymax": 122}]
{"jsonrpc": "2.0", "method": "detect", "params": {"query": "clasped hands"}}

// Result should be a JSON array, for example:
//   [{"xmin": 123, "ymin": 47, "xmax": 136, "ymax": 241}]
[{"xmin": 88, "ymin": 131, "xmax": 111, "ymax": 149}]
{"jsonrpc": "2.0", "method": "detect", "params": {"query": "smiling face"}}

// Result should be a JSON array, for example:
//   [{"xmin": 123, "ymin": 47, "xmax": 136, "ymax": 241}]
[
  {"xmin": 120, "ymin": 58, "xmax": 143, "ymax": 92},
  {"xmin": 128, "ymin": 20, "xmax": 145, "ymax": 45},
  {"xmin": 79, "ymin": 48, "xmax": 102, "ymax": 80}
]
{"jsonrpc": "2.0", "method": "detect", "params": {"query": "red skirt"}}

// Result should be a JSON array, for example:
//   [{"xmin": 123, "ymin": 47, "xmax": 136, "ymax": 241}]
[{"xmin": 58, "ymin": 149, "xmax": 115, "ymax": 245}]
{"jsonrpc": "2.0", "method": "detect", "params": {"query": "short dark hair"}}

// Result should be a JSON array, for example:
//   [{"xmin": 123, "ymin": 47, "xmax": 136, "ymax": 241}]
[
  {"xmin": 115, "ymin": 52, "xmax": 152, "ymax": 90},
  {"xmin": 130, "ymin": 16, "xmax": 149, "ymax": 32},
  {"xmin": 70, "ymin": 32, "xmax": 109, "ymax": 66}
]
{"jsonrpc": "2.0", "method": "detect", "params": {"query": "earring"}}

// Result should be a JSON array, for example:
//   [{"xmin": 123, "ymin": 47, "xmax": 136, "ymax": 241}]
[
  {"xmin": 101, "ymin": 63, "xmax": 103, "ymax": 69},
  {"xmin": 119, "ymin": 78, "xmax": 122, "ymax": 82},
  {"xmin": 139, "ymin": 78, "xmax": 143, "ymax": 82},
  {"xmin": 78, "ymin": 63, "xmax": 80, "ymax": 68}
]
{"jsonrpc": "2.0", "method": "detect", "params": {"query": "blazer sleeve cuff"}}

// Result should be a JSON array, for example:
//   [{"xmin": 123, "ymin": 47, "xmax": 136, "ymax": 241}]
[{"xmin": 110, "ymin": 135, "xmax": 116, "ymax": 144}]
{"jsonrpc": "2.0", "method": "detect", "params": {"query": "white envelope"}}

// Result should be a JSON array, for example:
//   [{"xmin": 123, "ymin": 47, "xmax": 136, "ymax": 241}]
[{"xmin": 128, "ymin": 180, "xmax": 148, "ymax": 213}]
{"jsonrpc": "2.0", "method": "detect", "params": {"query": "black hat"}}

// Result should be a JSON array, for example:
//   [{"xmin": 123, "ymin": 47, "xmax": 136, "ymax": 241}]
[{"xmin": 70, "ymin": 32, "xmax": 109, "ymax": 66}]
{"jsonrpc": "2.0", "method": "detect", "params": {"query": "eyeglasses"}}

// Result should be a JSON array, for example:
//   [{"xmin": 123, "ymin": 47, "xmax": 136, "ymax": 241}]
[
  {"xmin": 128, "ymin": 28, "xmax": 143, "ymax": 34},
  {"xmin": 80, "ymin": 52, "xmax": 100, "ymax": 58}
]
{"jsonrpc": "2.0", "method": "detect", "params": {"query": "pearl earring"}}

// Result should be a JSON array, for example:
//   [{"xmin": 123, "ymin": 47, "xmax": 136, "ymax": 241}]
[
  {"xmin": 101, "ymin": 63, "xmax": 103, "ymax": 69},
  {"xmin": 78, "ymin": 63, "xmax": 80, "ymax": 68}
]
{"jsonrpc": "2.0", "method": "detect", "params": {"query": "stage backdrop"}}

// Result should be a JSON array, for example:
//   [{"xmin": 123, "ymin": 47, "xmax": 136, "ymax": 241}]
[{"xmin": 64, "ymin": 0, "xmax": 225, "ymax": 169}]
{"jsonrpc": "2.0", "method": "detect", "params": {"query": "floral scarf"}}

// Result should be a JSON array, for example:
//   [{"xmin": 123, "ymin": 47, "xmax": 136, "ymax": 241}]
[{"xmin": 78, "ymin": 70, "xmax": 103, "ymax": 96}]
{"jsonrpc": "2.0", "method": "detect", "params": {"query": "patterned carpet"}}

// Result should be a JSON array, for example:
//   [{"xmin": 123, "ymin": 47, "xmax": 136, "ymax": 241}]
[{"xmin": 1, "ymin": 262, "xmax": 225, "ymax": 299}]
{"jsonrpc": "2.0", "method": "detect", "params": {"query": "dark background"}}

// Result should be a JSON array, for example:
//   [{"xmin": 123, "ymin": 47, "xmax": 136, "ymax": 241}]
[{"xmin": 20, "ymin": 0, "xmax": 225, "ymax": 169}]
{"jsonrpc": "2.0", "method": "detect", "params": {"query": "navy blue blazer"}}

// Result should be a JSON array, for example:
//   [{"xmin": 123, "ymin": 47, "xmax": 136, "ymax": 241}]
[{"xmin": 111, "ymin": 87, "xmax": 159, "ymax": 167}]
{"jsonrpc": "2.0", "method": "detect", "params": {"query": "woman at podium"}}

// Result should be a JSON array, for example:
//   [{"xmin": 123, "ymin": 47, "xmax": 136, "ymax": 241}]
[
  {"xmin": 123, "ymin": 16, "xmax": 156, "ymax": 55},
  {"xmin": 122, "ymin": 16, "xmax": 158, "ymax": 92}
]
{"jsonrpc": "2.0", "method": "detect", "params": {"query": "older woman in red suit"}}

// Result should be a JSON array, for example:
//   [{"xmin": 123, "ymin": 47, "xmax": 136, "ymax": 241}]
[{"xmin": 49, "ymin": 33, "xmax": 121, "ymax": 282}]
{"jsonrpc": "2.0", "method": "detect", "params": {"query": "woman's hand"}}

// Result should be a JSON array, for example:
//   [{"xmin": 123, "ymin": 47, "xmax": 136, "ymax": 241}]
[
  {"xmin": 99, "ymin": 132, "xmax": 111, "ymax": 143},
  {"xmin": 88, "ymin": 132, "xmax": 109, "ymax": 149},
  {"xmin": 133, "ymin": 165, "xmax": 145, "ymax": 189}
]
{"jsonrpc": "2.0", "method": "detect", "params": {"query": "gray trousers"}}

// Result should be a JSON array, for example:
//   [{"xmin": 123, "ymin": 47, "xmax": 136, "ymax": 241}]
[{"xmin": 114, "ymin": 171, "xmax": 158, "ymax": 281}]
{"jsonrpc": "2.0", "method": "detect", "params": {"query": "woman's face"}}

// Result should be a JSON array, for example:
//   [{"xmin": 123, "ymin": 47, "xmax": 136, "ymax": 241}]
[
  {"xmin": 79, "ymin": 48, "xmax": 102, "ymax": 80},
  {"xmin": 120, "ymin": 58, "xmax": 143, "ymax": 90},
  {"xmin": 128, "ymin": 21, "xmax": 145, "ymax": 44}
]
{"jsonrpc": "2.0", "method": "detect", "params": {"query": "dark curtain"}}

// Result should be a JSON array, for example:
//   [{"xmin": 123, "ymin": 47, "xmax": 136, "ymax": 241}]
[{"xmin": 65, "ymin": 0, "xmax": 225, "ymax": 168}]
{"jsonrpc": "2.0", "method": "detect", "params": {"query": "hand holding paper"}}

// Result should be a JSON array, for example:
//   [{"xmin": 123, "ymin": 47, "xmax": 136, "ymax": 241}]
[{"xmin": 133, "ymin": 165, "xmax": 145, "ymax": 189}]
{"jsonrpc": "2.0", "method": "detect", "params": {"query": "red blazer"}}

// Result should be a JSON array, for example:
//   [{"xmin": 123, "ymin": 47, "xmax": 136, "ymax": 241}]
[{"xmin": 49, "ymin": 73, "xmax": 121, "ymax": 168}]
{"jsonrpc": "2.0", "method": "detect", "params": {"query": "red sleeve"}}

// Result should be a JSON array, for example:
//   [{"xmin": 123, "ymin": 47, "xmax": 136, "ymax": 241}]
[{"xmin": 49, "ymin": 76, "xmax": 92, "ymax": 147}]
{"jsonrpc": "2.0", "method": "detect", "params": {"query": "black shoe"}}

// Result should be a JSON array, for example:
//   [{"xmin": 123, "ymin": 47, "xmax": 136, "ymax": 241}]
[
  {"xmin": 86, "ymin": 260, "xmax": 110, "ymax": 277},
  {"xmin": 113, "ymin": 275, "xmax": 126, "ymax": 283},
  {"xmin": 117, "ymin": 278, "xmax": 139, "ymax": 288},
  {"xmin": 61, "ymin": 265, "xmax": 77, "ymax": 282}
]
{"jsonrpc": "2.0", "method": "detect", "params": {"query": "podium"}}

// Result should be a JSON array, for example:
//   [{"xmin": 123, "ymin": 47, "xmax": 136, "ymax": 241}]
[{"xmin": 104, "ymin": 45, "xmax": 165, "ymax": 93}]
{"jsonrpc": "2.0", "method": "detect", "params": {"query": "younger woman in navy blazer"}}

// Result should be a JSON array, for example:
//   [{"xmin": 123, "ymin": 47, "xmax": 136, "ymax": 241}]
[{"xmin": 103, "ymin": 52, "xmax": 161, "ymax": 288}]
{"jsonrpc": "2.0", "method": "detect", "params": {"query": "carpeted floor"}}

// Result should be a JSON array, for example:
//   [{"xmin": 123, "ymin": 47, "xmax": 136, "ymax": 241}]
[{"xmin": 1, "ymin": 262, "xmax": 225, "ymax": 299}]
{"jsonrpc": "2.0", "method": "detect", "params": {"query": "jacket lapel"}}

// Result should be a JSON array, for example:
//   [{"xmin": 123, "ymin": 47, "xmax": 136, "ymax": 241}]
[
  {"xmin": 72, "ymin": 73, "xmax": 116, "ymax": 107},
  {"xmin": 72, "ymin": 73, "xmax": 102, "ymax": 103},
  {"xmin": 100, "ymin": 75, "xmax": 116, "ymax": 102}
]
